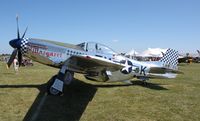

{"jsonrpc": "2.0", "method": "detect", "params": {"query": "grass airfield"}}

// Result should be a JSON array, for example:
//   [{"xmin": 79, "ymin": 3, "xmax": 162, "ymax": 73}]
[{"xmin": 0, "ymin": 62, "xmax": 200, "ymax": 121}]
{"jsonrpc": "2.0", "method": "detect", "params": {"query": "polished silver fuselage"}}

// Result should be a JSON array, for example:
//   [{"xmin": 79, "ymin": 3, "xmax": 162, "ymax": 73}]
[
  {"xmin": 25, "ymin": 38, "xmax": 87, "ymax": 67},
  {"xmin": 23, "ymin": 38, "xmax": 177, "ymax": 82}
]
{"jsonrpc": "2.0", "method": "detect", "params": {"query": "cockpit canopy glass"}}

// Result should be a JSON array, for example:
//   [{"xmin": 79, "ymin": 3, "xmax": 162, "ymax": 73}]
[
  {"xmin": 77, "ymin": 42, "xmax": 85, "ymax": 49},
  {"xmin": 87, "ymin": 42, "xmax": 116, "ymax": 54},
  {"xmin": 77, "ymin": 42, "xmax": 117, "ymax": 55}
]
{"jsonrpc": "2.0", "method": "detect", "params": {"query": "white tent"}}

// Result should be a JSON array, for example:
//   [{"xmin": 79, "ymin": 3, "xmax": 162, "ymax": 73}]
[
  {"xmin": 125, "ymin": 49, "xmax": 139, "ymax": 56},
  {"xmin": 126, "ymin": 48, "xmax": 167, "ymax": 57},
  {"xmin": 138, "ymin": 48, "xmax": 167, "ymax": 57}
]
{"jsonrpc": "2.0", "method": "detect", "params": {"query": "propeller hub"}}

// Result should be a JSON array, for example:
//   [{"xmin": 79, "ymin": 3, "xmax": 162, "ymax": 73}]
[{"xmin": 9, "ymin": 39, "xmax": 21, "ymax": 49}]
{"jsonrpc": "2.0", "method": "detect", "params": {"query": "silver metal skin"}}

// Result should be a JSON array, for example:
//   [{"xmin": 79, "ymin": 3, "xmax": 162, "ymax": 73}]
[
  {"xmin": 21, "ymin": 38, "xmax": 178, "ymax": 81},
  {"xmin": 24, "ymin": 39, "xmax": 116, "ymax": 68},
  {"xmin": 9, "ymin": 37, "xmax": 179, "ymax": 95}
]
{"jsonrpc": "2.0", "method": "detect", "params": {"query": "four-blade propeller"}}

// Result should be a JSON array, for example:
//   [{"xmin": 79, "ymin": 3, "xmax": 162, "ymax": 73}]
[{"xmin": 7, "ymin": 15, "xmax": 28, "ymax": 68}]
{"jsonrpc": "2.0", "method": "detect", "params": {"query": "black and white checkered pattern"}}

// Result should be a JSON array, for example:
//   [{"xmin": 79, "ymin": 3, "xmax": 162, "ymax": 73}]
[
  {"xmin": 20, "ymin": 38, "xmax": 29, "ymax": 54},
  {"xmin": 159, "ymin": 48, "xmax": 179, "ymax": 70}
]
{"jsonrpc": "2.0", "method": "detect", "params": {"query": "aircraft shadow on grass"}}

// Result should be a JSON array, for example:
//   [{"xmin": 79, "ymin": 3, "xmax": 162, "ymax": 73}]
[
  {"xmin": 130, "ymin": 81, "xmax": 169, "ymax": 90},
  {"xmin": 0, "ymin": 76, "xmax": 97, "ymax": 121},
  {"xmin": 0, "ymin": 77, "xmax": 168, "ymax": 121},
  {"xmin": 92, "ymin": 80, "xmax": 168, "ymax": 91}
]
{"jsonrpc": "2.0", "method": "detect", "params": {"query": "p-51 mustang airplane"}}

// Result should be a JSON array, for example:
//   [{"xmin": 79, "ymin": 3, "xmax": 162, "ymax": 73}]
[{"xmin": 7, "ymin": 17, "xmax": 180, "ymax": 95}]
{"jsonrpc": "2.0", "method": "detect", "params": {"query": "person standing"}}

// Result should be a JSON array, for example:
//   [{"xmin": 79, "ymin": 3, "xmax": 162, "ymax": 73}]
[{"xmin": 13, "ymin": 58, "xmax": 19, "ymax": 73}]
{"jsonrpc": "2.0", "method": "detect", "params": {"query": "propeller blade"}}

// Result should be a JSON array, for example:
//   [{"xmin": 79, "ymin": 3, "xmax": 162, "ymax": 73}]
[
  {"xmin": 18, "ymin": 50, "xmax": 22, "ymax": 67},
  {"xmin": 16, "ymin": 15, "xmax": 20, "ymax": 39},
  {"xmin": 21, "ymin": 27, "xmax": 28, "ymax": 38},
  {"xmin": 7, "ymin": 49, "xmax": 18, "ymax": 68}
]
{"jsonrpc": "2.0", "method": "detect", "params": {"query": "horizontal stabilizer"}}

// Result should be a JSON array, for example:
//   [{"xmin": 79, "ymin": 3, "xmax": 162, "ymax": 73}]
[
  {"xmin": 149, "ymin": 67, "xmax": 183, "ymax": 74},
  {"xmin": 148, "ymin": 73, "xmax": 177, "ymax": 79}
]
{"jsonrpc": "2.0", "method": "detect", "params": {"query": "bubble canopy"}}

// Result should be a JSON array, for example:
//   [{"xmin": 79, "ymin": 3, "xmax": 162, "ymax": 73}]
[{"xmin": 77, "ymin": 42, "xmax": 117, "ymax": 55}]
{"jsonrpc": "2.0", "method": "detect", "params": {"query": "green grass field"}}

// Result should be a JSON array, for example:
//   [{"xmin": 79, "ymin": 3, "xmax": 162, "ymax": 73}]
[{"xmin": 0, "ymin": 62, "xmax": 200, "ymax": 121}]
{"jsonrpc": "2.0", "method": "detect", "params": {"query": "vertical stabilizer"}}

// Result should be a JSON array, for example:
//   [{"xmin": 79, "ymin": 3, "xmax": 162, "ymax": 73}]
[
  {"xmin": 159, "ymin": 48, "xmax": 179, "ymax": 70},
  {"xmin": 197, "ymin": 50, "xmax": 200, "ymax": 56}
]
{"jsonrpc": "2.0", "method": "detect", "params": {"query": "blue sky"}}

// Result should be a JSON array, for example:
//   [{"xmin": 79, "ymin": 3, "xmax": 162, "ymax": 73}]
[{"xmin": 0, "ymin": 0, "xmax": 200, "ymax": 54}]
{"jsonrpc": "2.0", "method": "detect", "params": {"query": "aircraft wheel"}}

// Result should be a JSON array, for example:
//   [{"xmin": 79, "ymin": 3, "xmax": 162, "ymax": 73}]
[
  {"xmin": 49, "ymin": 86, "xmax": 60, "ymax": 96},
  {"xmin": 47, "ymin": 76, "xmax": 62, "ymax": 96},
  {"xmin": 63, "ymin": 71, "xmax": 74, "ymax": 85}
]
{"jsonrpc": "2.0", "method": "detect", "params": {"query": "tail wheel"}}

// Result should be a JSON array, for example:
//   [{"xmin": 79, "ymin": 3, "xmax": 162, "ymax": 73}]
[{"xmin": 101, "ymin": 70, "xmax": 109, "ymax": 82}]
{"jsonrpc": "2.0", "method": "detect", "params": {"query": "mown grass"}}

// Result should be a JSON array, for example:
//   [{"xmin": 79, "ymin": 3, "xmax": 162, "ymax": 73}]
[{"xmin": 0, "ymin": 62, "xmax": 200, "ymax": 121}]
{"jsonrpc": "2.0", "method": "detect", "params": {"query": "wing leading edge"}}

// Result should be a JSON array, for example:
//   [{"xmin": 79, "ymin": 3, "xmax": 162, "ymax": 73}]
[{"xmin": 65, "ymin": 55, "xmax": 124, "ymax": 73}]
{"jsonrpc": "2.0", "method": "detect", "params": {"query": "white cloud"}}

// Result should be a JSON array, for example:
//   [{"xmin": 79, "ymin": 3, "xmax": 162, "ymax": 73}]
[{"xmin": 112, "ymin": 39, "xmax": 119, "ymax": 42}]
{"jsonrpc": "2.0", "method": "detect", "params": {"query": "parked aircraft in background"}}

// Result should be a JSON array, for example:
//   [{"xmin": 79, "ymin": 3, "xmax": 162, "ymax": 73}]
[
  {"xmin": 7, "ymin": 17, "xmax": 180, "ymax": 95},
  {"xmin": 193, "ymin": 50, "xmax": 200, "ymax": 63},
  {"xmin": 178, "ymin": 50, "xmax": 200, "ymax": 63},
  {"xmin": 178, "ymin": 53, "xmax": 193, "ymax": 63}
]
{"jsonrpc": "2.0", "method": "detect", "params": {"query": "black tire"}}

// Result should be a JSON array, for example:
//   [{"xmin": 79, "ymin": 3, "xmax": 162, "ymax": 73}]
[
  {"xmin": 47, "ymin": 75, "xmax": 62, "ymax": 96},
  {"xmin": 63, "ymin": 71, "xmax": 74, "ymax": 85}
]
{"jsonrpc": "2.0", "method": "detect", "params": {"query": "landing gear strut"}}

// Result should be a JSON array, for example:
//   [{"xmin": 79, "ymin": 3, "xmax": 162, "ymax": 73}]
[{"xmin": 47, "ymin": 63, "xmax": 74, "ymax": 96}]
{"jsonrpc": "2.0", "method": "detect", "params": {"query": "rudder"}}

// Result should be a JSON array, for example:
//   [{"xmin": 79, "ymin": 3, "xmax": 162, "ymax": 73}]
[
  {"xmin": 197, "ymin": 50, "xmax": 200, "ymax": 56},
  {"xmin": 159, "ymin": 48, "xmax": 179, "ymax": 70}
]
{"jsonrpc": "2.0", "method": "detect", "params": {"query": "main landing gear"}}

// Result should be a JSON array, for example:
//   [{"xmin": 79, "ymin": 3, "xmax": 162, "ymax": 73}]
[{"xmin": 47, "ymin": 63, "xmax": 74, "ymax": 96}]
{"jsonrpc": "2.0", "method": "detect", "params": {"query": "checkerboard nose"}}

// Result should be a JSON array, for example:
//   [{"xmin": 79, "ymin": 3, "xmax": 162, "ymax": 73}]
[{"xmin": 20, "ymin": 38, "xmax": 29, "ymax": 54}]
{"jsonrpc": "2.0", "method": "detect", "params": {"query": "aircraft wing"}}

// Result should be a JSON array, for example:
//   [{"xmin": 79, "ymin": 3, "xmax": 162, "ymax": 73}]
[{"xmin": 65, "ymin": 55, "xmax": 124, "ymax": 73}]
